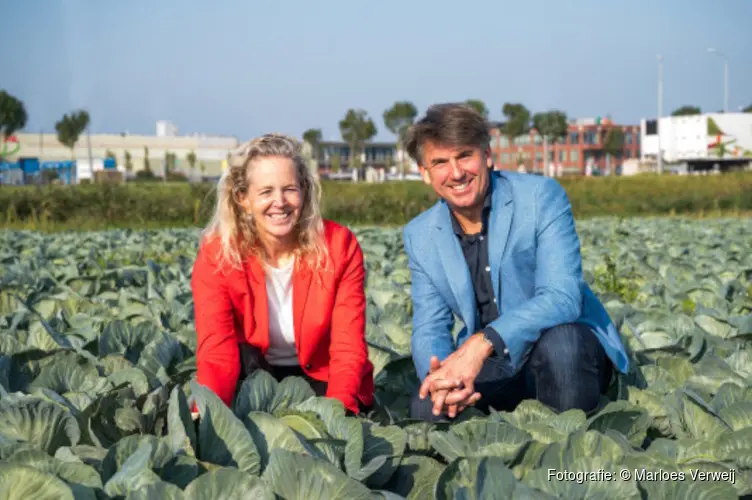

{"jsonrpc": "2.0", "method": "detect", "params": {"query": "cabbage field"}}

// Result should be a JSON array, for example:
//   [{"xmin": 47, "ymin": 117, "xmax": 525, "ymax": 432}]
[{"xmin": 0, "ymin": 218, "xmax": 751, "ymax": 499}]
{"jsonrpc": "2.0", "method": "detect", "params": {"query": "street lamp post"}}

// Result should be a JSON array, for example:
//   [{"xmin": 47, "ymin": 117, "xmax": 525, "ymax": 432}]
[
  {"xmin": 707, "ymin": 48, "xmax": 728, "ymax": 113},
  {"xmin": 657, "ymin": 54, "xmax": 663, "ymax": 175}
]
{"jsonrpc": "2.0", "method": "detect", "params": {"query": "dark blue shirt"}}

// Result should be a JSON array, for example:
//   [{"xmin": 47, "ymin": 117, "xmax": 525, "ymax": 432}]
[{"xmin": 448, "ymin": 178, "xmax": 509, "ymax": 359}]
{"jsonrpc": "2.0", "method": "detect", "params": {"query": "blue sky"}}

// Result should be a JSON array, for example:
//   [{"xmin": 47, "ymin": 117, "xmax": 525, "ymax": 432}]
[{"xmin": 3, "ymin": 0, "xmax": 751, "ymax": 142}]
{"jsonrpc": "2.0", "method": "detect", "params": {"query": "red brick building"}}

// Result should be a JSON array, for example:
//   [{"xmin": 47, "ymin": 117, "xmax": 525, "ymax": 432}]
[{"xmin": 489, "ymin": 118, "xmax": 641, "ymax": 175}]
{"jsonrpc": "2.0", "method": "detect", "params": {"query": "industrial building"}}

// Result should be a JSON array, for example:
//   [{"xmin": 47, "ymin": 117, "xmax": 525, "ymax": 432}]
[
  {"xmin": 2, "ymin": 115, "xmax": 659, "ymax": 184},
  {"xmin": 314, "ymin": 118, "xmax": 644, "ymax": 178},
  {"xmin": 0, "ymin": 121, "xmax": 239, "ymax": 184},
  {"xmin": 640, "ymin": 112, "xmax": 752, "ymax": 171},
  {"xmin": 490, "ymin": 118, "xmax": 641, "ymax": 175},
  {"xmin": 315, "ymin": 140, "xmax": 400, "ymax": 172}
]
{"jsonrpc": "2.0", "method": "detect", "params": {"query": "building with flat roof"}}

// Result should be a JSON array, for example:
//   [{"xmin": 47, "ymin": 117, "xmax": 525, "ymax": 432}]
[
  {"xmin": 314, "ymin": 118, "xmax": 642, "ymax": 178},
  {"xmin": 3, "ymin": 121, "xmax": 239, "ymax": 180},
  {"xmin": 640, "ymin": 112, "xmax": 752, "ymax": 170},
  {"xmin": 315, "ymin": 140, "xmax": 401, "ymax": 173},
  {"xmin": 490, "ymin": 118, "xmax": 641, "ymax": 175}
]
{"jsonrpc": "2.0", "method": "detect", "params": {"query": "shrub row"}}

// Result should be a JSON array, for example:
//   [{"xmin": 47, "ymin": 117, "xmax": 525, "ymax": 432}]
[{"xmin": 1, "ymin": 172, "xmax": 751, "ymax": 231}]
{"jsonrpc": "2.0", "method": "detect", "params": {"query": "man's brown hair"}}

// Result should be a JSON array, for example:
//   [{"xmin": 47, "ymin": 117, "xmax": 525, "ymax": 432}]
[{"xmin": 403, "ymin": 103, "xmax": 491, "ymax": 166}]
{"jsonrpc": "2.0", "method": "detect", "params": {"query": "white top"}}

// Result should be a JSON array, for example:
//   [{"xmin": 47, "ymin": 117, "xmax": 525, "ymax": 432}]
[{"xmin": 263, "ymin": 258, "xmax": 299, "ymax": 366}]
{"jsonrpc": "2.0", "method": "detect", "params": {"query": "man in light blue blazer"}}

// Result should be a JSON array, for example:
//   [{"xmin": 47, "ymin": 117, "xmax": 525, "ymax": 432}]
[{"xmin": 401, "ymin": 103, "xmax": 630, "ymax": 421}]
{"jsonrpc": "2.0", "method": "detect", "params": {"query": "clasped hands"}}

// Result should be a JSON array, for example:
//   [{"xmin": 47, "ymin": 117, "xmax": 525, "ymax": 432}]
[{"xmin": 418, "ymin": 333, "xmax": 494, "ymax": 418}]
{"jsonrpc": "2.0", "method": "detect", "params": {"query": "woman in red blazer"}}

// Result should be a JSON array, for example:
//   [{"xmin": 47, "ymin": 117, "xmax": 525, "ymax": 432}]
[{"xmin": 191, "ymin": 133, "xmax": 374, "ymax": 415}]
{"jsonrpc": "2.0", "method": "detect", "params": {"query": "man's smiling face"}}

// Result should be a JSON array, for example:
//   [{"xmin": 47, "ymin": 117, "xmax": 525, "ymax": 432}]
[{"xmin": 419, "ymin": 140, "xmax": 492, "ymax": 214}]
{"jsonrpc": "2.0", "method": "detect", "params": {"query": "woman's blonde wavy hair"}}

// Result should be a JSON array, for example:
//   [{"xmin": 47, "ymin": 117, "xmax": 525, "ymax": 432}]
[{"xmin": 201, "ymin": 133, "xmax": 330, "ymax": 273}]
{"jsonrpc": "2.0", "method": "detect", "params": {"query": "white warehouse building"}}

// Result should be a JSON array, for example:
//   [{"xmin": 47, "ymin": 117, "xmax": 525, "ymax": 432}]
[
  {"xmin": 640, "ymin": 112, "xmax": 752, "ymax": 168},
  {"xmin": 6, "ymin": 121, "xmax": 240, "ymax": 180}
]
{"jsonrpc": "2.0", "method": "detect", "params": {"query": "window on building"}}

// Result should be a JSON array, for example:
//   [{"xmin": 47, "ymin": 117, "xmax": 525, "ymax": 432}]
[
  {"xmin": 534, "ymin": 134, "xmax": 543, "ymax": 144},
  {"xmin": 570, "ymin": 150, "xmax": 579, "ymax": 162},
  {"xmin": 502, "ymin": 153, "xmax": 510, "ymax": 162},
  {"xmin": 645, "ymin": 120, "xmax": 657, "ymax": 135},
  {"xmin": 535, "ymin": 151, "xmax": 542, "ymax": 160},
  {"xmin": 569, "ymin": 132, "xmax": 580, "ymax": 145},
  {"xmin": 500, "ymin": 136, "xmax": 509, "ymax": 147}
]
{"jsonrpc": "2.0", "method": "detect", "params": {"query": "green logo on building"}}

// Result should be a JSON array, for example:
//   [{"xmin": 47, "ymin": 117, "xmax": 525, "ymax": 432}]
[{"xmin": 1, "ymin": 136, "xmax": 21, "ymax": 157}]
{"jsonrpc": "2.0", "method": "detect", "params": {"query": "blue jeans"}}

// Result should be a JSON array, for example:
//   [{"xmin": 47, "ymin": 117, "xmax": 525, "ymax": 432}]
[{"xmin": 409, "ymin": 322, "xmax": 613, "ymax": 421}]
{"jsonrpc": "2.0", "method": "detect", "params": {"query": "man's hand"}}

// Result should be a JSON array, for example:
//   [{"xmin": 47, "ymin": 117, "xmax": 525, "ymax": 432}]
[
  {"xmin": 422, "ymin": 357, "xmax": 480, "ymax": 418},
  {"xmin": 419, "ymin": 333, "xmax": 493, "ymax": 417}
]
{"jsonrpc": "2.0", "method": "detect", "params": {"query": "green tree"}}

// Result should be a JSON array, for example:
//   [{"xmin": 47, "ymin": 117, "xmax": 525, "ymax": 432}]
[
  {"xmin": 383, "ymin": 101, "xmax": 418, "ymax": 176},
  {"xmin": 0, "ymin": 90, "xmax": 28, "ymax": 151},
  {"xmin": 302, "ymin": 128, "xmax": 323, "ymax": 162},
  {"xmin": 164, "ymin": 151, "xmax": 177, "ymax": 181},
  {"xmin": 532, "ymin": 110, "xmax": 568, "ymax": 174},
  {"xmin": 331, "ymin": 151, "xmax": 341, "ymax": 173},
  {"xmin": 672, "ymin": 105, "xmax": 701, "ymax": 116},
  {"xmin": 465, "ymin": 99, "xmax": 488, "ymax": 118},
  {"xmin": 186, "ymin": 150, "xmax": 197, "ymax": 178},
  {"xmin": 742, "ymin": 104, "xmax": 752, "ymax": 113},
  {"xmin": 143, "ymin": 146, "xmax": 151, "ymax": 173},
  {"xmin": 339, "ymin": 109, "xmax": 377, "ymax": 173},
  {"xmin": 124, "ymin": 151, "xmax": 133, "ymax": 177},
  {"xmin": 500, "ymin": 103, "xmax": 531, "ymax": 162},
  {"xmin": 602, "ymin": 126, "xmax": 625, "ymax": 176},
  {"xmin": 54, "ymin": 110, "xmax": 90, "ymax": 159}
]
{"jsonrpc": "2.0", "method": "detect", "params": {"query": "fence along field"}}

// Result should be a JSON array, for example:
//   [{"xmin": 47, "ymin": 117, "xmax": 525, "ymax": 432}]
[
  {"xmin": 0, "ymin": 210, "xmax": 750, "ymax": 497},
  {"xmin": 1, "ymin": 172, "xmax": 752, "ymax": 230}
]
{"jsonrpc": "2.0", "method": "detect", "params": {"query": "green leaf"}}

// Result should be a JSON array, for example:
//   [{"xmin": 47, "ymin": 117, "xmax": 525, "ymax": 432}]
[
  {"xmin": 166, "ymin": 386, "xmax": 197, "ymax": 457},
  {"xmin": 524, "ymin": 456, "xmax": 640, "ymax": 499},
  {"xmin": 718, "ymin": 401, "xmax": 752, "ymax": 431},
  {"xmin": 277, "ymin": 411, "xmax": 330, "ymax": 439},
  {"xmin": 233, "ymin": 370, "xmax": 278, "ymax": 416},
  {"xmin": 262, "ymin": 449, "xmax": 373, "ymax": 500},
  {"xmin": 27, "ymin": 351, "xmax": 109, "ymax": 397},
  {"xmin": 0, "ymin": 464, "xmax": 76, "ymax": 500},
  {"xmin": 268, "ymin": 376, "xmax": 316, "ymax": 413},
  {"xmin": 0, "ymin": 398, "xmax": 80, "ymax": 455},
  {"xmin": 244, "ymin": 411, "xmax": 311, "ymax": 470},
  {"xmin": 428, "ymin": 420, "xmax": 532, "ymax": 464},
  {"xmin": 381, "ymin": 454, "xmax": 444, "ymax": 500},
  {"xmin": 106, "ymin": 367, "xmax": 150, "ymax": 398},
  {"xmin": 183, "ymin": 467, "xmax": 274, "ymax": 499},
  {"xmin": 637, "ymin": 467, "xmax": 739, "ymax": 499},
  {"xmin": 103, "ymin": 440, "xmax": 163, "ymax": 497},
  {"xmin": 100, "ymin": 435, "xmax": 173, "ymax": 483},
  {"xmin": 437, "ymin": 456, "xmax": 551, "ymax": 500},
  {"xmin": 586, "ymin": 400, "xmax": 652, "ymax": 446},
  {"xmin": 190, "ymin": 381, "xmax": 262, "ymax": 475},
  {"xmin": 361, "ymin": 422, "xmax": 408, "ymax": 488},
  {"xmin": 98, "ymin": 320, "xmax": 154, "ymax": 364},
  {"xmin": 124, "ymin": 481, "xmax": 185, "ymax": 500},
  {"xmin": 4, "ymin": 448, "xmax": 102, "ymax": 499}
]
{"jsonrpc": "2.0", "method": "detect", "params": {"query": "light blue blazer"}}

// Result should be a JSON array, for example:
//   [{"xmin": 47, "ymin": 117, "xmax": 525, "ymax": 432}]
[{"xmin": 402, "ymin": 170, "xmax": 630, "ymax": 382}]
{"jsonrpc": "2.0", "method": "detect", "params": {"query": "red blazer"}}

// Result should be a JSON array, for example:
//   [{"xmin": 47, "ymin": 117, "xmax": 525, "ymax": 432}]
[{"xmin": 191, "ymin": 219, "xmax": 374, "ymax": 414}]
